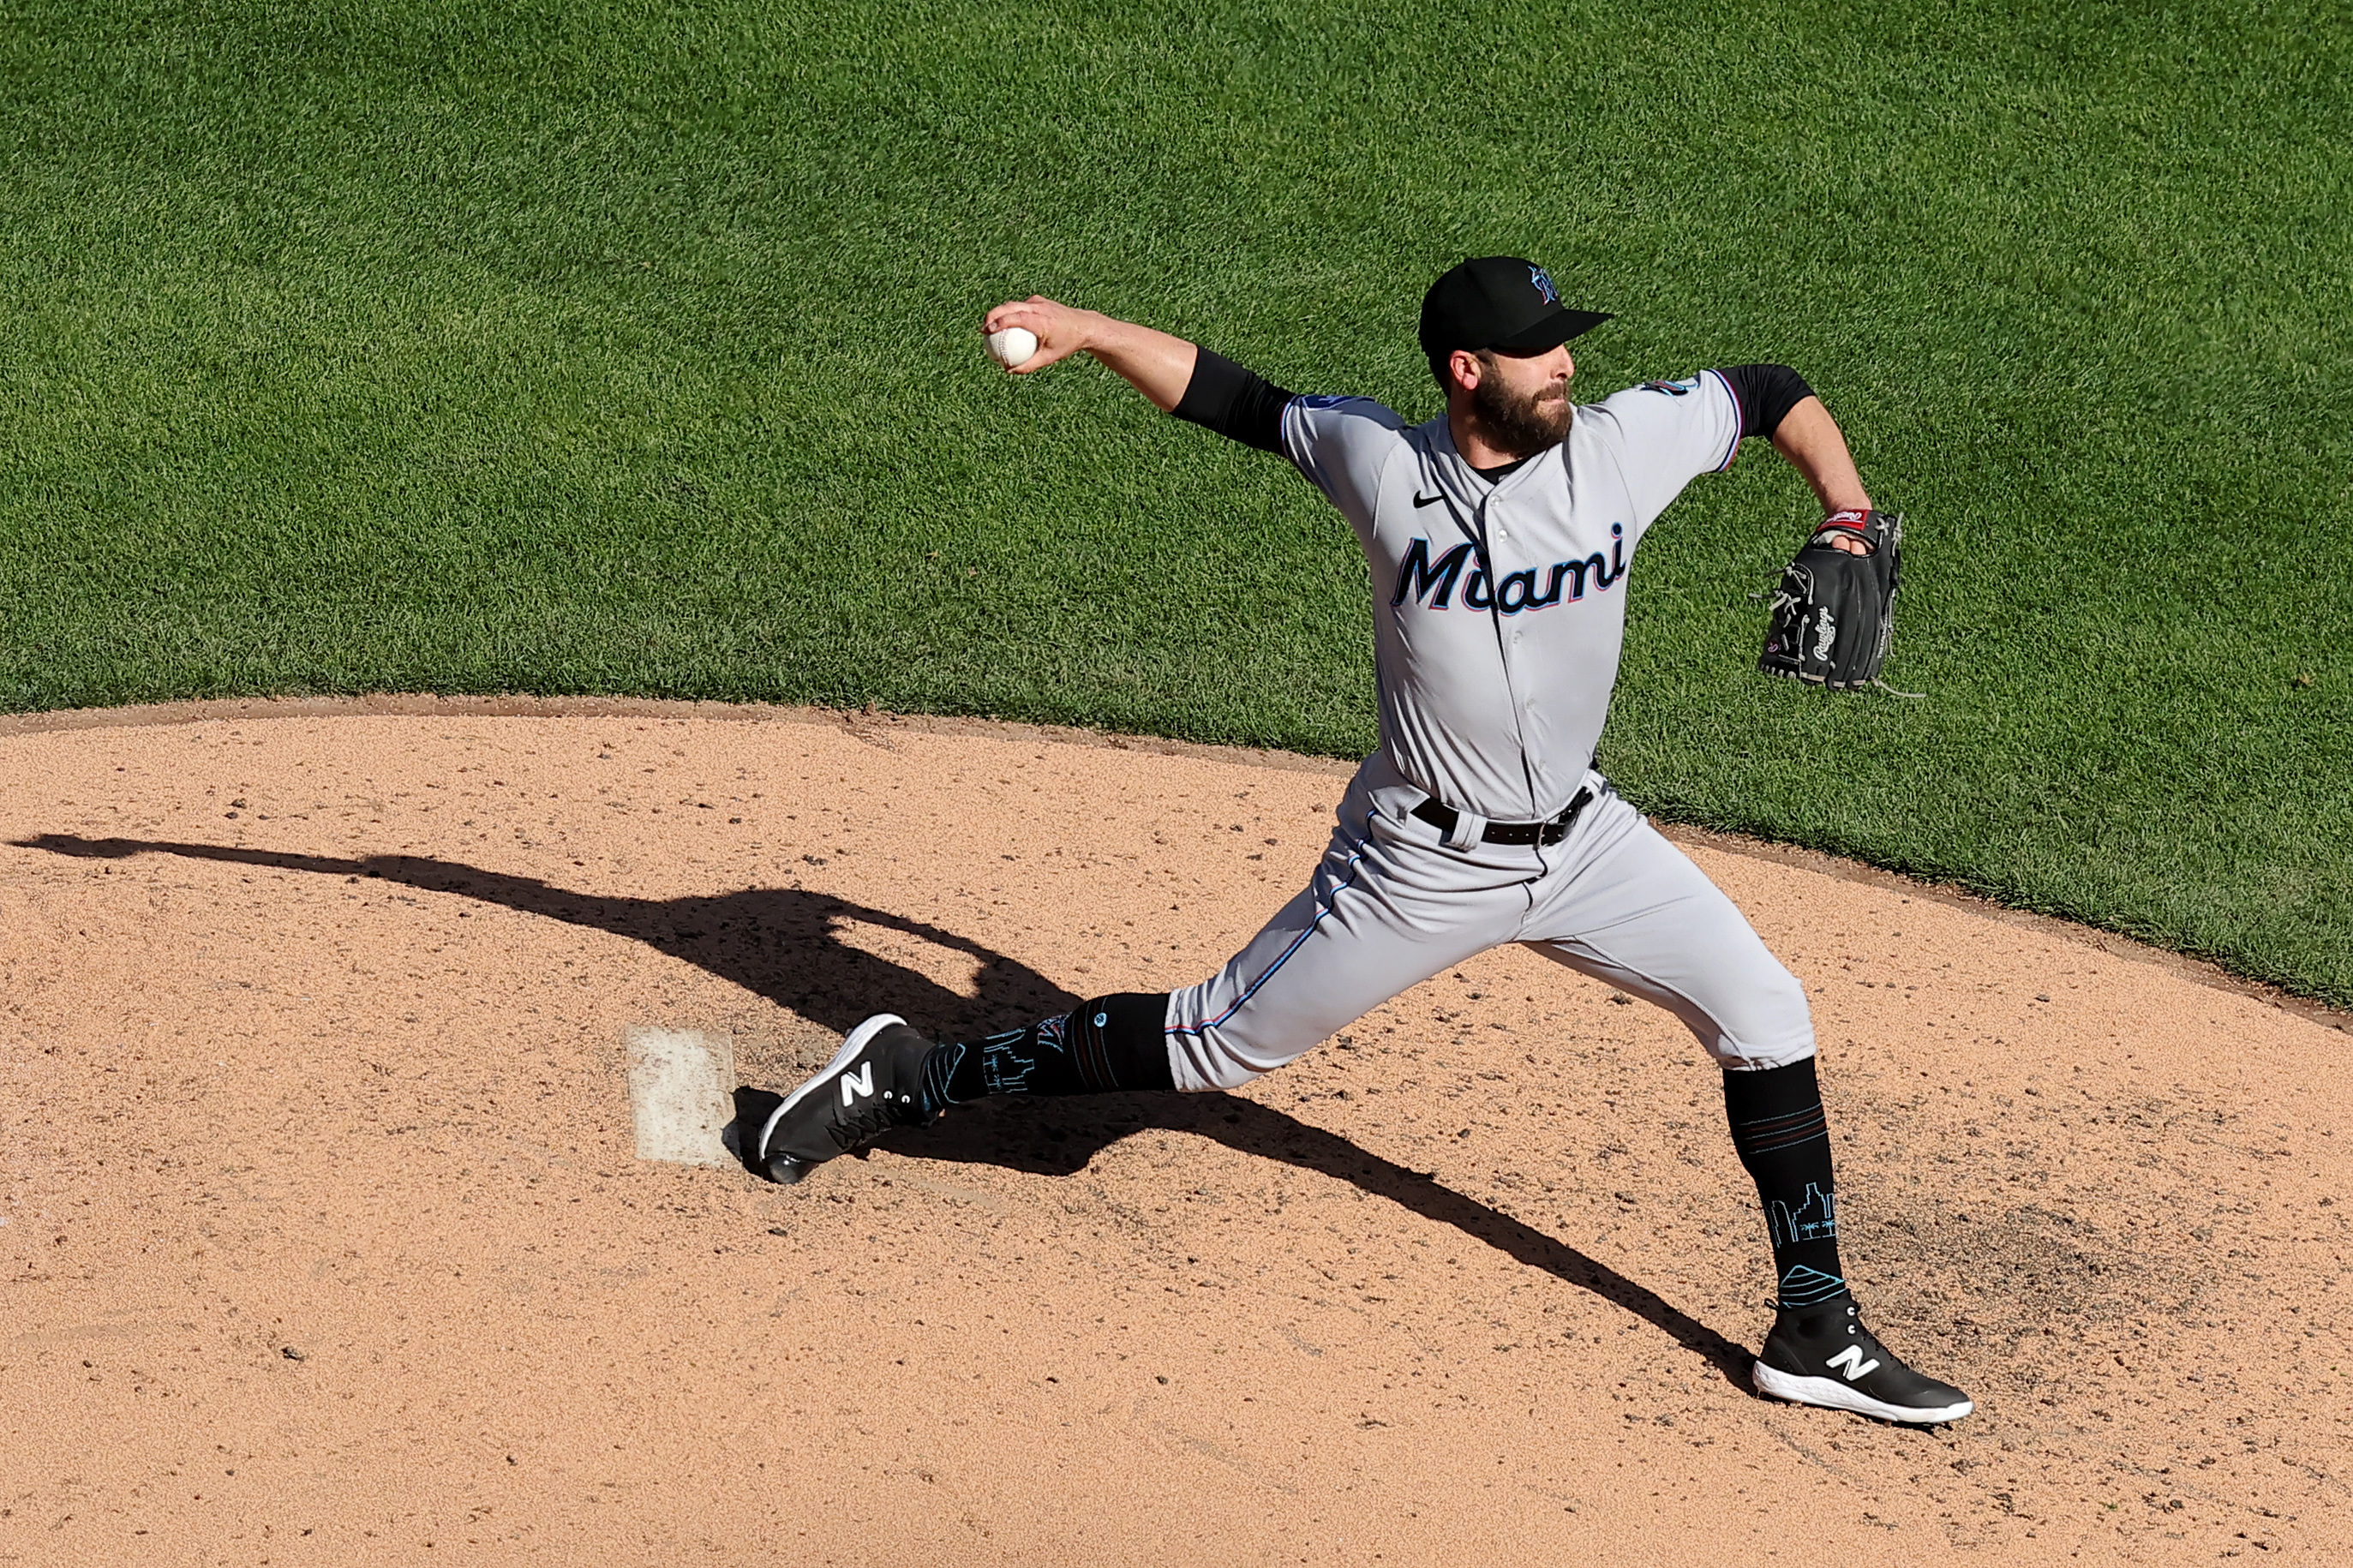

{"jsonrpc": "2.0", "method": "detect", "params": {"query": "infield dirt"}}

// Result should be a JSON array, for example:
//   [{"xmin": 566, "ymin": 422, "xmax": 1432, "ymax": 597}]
[{"xmin": 3, "ymin": 702, "xmax": 2346, "ymax": 1565}]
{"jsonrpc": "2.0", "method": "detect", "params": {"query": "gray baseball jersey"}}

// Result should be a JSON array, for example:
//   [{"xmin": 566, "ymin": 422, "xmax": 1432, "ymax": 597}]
[
  {"xmin": 1161, "ymin": 371, "xmax": 1814, "ymax": 1093},
  {"xmin": 1282, "ymin": 372, "xmax": 1741, "ymax": 823}
]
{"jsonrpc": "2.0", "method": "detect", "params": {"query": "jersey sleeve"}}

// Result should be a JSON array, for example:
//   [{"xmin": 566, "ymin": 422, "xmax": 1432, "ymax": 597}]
[
  {"xmin": 1171, "ymin": 347, "xmax": 1296, "ymax": 454},
  {"xmin": 1279, "ymin": 394, "xmax": 1410, "ymax": 530},
  {"xmin": 1584, "ymin": 370, "xmax": 1745, "ymax": 529}
]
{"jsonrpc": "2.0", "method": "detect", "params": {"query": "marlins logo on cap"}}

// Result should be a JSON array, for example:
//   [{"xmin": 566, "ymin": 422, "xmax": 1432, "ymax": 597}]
[{"xmin": 1529, "ymin": 266, "xmax": 1560, "ymax": 306}]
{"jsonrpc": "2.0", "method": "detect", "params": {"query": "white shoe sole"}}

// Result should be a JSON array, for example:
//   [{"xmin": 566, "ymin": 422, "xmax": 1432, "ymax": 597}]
[
  {"xmin": 1752, "ymin": 1362, "xmax": 1973, "ymax": 1425},
  {"xmin": 754, "ymin": 1013, "xmax": 907, "ymax": 1165}
]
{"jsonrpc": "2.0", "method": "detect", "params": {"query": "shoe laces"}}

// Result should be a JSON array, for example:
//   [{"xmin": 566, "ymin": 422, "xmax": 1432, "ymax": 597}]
[{"xmin": 826, "ymin": 1089, "xmax": 925, "ymax": 1153}]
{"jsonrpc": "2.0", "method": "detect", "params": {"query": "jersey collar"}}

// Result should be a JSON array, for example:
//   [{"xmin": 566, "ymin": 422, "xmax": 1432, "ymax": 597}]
[{"xmin": 1422, "ymin": 414, "xmax": 1566, "ymax": 506}]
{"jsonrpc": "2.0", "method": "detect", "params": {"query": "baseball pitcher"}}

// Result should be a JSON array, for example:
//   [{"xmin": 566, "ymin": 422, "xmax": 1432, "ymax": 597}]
[{"xmin": 738, "ymin": 256, "xmax": 1967, "ymax": 1425}]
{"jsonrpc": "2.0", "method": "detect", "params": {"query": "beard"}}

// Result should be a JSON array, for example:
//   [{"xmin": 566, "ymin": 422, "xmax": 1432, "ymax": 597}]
[{"xmin": 1470, "ymin": 368, "xmax": 1572, "ymax": 458}]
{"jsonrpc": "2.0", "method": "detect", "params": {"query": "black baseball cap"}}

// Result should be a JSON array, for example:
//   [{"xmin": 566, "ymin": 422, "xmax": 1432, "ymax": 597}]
[{"xmin": 1418, "ymin": 256, "xmax": 1612, "ymax": 375}]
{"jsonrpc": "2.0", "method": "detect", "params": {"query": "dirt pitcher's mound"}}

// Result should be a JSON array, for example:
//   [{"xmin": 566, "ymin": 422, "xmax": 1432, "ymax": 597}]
[{"xmin": 2, "ymin": 704, "xmax": 2346, "ymax": 1566}]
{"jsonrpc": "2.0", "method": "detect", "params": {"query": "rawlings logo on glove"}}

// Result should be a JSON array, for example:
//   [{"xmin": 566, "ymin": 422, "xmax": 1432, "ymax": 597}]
[{"xmin": 1759, "ymin": 511, "xmax": 1903, "ymax": 691}]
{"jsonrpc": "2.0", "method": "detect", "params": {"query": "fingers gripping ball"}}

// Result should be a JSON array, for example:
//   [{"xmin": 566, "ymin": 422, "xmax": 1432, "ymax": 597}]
[
  {"xmin": 985, "ymin": 326, "xmax": 1039, "ymax": 368},
  {"xmin": 1758, "ymin": 510, "xmax": 1903, "ymax": 691}
]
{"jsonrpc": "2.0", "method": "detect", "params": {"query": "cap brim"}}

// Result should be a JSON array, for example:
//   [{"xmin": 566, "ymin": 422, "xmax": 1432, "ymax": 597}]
[{"xmin": 1489, "ymin": 308, "xmax": 1614, "ymax": 354}]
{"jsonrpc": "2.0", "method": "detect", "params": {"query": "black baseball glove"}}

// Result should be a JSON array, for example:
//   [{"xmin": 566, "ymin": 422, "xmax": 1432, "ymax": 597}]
[{"xmin": 1758, "ymin": 509, "xmax": 1903, "ymax": 691}]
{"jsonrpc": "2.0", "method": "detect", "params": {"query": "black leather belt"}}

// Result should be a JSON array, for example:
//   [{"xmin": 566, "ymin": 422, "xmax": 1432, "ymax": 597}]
[{"xmin": 1412, "ymin": 785, "xmax": 1593, "ymax": 847}]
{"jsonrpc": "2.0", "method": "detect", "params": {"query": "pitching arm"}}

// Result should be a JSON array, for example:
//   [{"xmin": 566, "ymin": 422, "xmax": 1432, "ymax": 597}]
[
  {"xmin": 982, "ymin": 296, "xmax": 1296, "ymax": 454},
  {"xmin": 982, "ymin": 296, "xmax": 1198, "ymax": 411}
]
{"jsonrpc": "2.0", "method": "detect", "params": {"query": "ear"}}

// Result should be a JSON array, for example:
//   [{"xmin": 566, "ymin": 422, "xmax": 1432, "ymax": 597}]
[{"xmin": 1446, "ymin": 348, "xmax": 1485, "ymax": 398}]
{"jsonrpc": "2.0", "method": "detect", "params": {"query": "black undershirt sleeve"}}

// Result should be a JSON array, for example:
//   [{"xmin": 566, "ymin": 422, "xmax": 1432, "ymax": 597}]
[
  {"xmin": 1171, "ymin": 346, "xmax": 1296, "ymax": 455},
  {"xmin": 1715, "ymin": 363, "xmax": 1817, "ymax": 441}
]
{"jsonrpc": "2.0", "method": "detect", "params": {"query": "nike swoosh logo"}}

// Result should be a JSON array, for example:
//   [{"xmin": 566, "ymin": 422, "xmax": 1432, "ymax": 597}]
[{"xmin": 1412, "ymin": 492, "xmax": 1443, "ymax": 508}]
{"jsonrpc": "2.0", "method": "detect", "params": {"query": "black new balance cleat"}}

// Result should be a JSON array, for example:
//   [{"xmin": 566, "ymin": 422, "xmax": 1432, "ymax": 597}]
[
  {"xmin": 749, "ymin": 1014, "xmax": 937, "ymax": 1185},
  {"xmin": 1751, "ymin": 1300, "xmax": 1973, "ymax": 1425}
]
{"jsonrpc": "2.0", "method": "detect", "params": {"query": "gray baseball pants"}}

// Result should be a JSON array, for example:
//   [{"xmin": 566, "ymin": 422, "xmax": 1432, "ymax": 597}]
[{"xmin": 1162, "ymin": 757, "xmax": 1816, "ymax": 1092}]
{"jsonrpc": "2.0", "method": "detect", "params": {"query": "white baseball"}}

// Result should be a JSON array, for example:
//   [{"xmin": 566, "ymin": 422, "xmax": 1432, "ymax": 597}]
[{"xmin": 985, "ymin": 326, "xmax": 1039, "ymax": 368}]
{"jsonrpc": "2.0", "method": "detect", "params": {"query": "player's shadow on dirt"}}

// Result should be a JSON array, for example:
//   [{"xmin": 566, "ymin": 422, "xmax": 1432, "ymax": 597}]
[
  {"xmin": 16, "ymin": 834, "xmax": 1073, "ymax": 1043},
  {"xmin": 18, "ymin": 833, "xmax": 1751, "ymax": 1385},
  {"xmin": 889, "ymin": 1092, "xmax": 1752, "ymax": 1384}
]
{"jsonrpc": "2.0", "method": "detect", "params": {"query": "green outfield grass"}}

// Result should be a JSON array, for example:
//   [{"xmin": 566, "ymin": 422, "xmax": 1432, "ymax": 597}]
[{"xmin": 3, "ymin": 1, "xmax": 2349, "ymax": 1002}]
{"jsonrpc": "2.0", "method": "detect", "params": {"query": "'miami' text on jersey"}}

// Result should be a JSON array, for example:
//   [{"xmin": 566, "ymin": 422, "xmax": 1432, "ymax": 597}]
[{"xmin": 1281, "ymin": 373, "xmax": 1741, "ymax": 822}]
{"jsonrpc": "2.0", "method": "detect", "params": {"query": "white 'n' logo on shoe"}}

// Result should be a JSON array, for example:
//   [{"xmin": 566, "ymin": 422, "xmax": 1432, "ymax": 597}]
[
  {"xmin": 840, "ymin": 1062, "xmax": 875, "ymax": 1106},
  {"xmin": 1826, "ymin": 1344, "xmax": 1881, "ymax": 1382}
]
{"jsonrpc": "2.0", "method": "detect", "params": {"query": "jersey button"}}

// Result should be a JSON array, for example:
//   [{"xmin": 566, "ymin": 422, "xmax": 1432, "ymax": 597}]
[{"xmin": 1511, "ymin": 631, "xmax": 1523, "ymax": 646}]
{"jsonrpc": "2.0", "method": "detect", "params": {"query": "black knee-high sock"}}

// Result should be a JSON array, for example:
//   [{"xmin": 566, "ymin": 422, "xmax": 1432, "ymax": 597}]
[
  {"xmin": 922, "ymin": 992, "xmax": 1175, "ymax": 1109},
  {"xmin": 1722, "ymin": 1056, "xmax": 1850, "ymax": 1314}
]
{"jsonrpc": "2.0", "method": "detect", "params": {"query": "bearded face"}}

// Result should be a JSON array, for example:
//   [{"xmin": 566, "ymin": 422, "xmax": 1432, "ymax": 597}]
[{"xmin": 1469, "ymin": 352, "xmax": 1573, "ymax": 458}]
